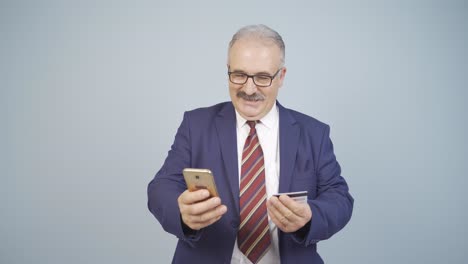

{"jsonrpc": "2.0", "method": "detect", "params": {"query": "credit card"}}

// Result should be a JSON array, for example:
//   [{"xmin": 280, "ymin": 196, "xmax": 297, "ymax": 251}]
[{"xmin": 272, "ymin": 191, "xmax": 308, "ymax": 204}]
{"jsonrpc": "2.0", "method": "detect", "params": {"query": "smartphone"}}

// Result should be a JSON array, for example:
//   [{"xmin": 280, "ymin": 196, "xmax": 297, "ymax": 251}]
[{"xmin": 182, "ymin": 168, "xmax": 219, "ymax": 197}]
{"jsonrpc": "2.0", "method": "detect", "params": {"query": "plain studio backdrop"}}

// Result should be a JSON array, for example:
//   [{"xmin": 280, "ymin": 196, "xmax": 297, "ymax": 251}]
[{"xmin": 2, "ymin": 1, "xmax": 467, "ymax": 263}]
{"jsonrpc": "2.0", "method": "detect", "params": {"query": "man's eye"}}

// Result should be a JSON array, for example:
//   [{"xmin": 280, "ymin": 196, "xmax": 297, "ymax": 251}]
[
  {"xmin": 255, "ymin": 75, "xmax": 270, "ymax": 81},
  {"xmin": 232, "ymin": 73, "xmax": 246, "ymax": 79}
]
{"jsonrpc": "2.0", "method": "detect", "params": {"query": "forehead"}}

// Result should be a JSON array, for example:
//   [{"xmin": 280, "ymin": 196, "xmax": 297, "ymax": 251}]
[{"xmin": 228, "ymin": 38, "xmax": 282, "ymax": 73}]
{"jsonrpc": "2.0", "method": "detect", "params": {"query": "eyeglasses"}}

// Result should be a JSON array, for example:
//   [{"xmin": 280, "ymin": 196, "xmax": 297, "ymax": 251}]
[{"xmin": 228, "ymin": 68, "xmax": 282, "ymax": 87}]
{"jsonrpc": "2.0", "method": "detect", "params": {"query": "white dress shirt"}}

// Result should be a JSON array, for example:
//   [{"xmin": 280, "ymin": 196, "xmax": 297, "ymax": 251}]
[{"xmin": 231, "ymin": 103, "xmax": 281, "ymax": 264}]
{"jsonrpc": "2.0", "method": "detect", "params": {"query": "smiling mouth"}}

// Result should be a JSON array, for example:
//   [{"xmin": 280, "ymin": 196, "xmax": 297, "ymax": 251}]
[{"xmin": 243, "ymin": 98, "xmax": 263, "ymax": 102}]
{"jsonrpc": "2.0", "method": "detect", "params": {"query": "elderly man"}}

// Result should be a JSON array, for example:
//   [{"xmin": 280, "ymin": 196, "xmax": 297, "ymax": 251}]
[{"xmin": 148, "ymin": 24, "xmax": 353, "ymax": 264}]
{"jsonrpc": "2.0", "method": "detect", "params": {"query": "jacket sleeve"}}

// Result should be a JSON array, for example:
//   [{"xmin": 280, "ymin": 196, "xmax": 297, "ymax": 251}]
[
  {"xmin": 147, "ymin": 112, "xmax": 203, "ymax": 247},
  {"xmin": 292, "ymin": 125, "xmax": 354, "ymax": 245}
]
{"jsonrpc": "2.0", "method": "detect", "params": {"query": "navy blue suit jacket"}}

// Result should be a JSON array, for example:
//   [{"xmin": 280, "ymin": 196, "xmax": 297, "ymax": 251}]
[{"xmin": 148, "ymin": 101, "xmax": 353, "ymax": 264}]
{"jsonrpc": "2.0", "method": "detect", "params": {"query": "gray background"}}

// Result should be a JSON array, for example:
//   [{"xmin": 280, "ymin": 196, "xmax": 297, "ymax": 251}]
[{"xmin": 2, "ymin": 0, "xmax": 467, "ymax": 263}]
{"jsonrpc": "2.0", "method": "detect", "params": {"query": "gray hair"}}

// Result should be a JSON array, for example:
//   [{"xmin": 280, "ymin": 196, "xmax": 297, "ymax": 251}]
[{"xmin": 228, "ymin": 24, "xmax": 285, "ymax": 66}]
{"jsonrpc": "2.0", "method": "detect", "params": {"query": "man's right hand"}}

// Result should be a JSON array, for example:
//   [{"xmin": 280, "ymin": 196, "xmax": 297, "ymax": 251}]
[{"xmin": 178, "ymin": 189, "xmax": 227, "ymax": 230}]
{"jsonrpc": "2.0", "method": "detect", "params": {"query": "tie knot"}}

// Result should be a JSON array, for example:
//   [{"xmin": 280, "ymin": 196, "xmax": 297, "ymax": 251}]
[{"xmin": 247, "ymin": 121, "xmax": 257, "ymax": 129}]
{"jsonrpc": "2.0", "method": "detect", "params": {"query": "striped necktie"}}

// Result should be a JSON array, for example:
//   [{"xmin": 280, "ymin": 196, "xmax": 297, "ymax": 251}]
[{"xmin": 238, "ymin": 121, "xmax": 271, "ymax": 263}]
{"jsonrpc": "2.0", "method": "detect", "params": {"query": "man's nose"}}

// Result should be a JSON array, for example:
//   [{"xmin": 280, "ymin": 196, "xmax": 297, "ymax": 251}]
[{"xmin": 243, "ymin": 77, "xmax": 258, "ymax": 95}]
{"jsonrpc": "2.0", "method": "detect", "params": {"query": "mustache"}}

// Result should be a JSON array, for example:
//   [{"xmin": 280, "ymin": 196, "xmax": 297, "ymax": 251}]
[{"xmin": 236, "ymin": 91, "xmax": 265, "ymax": 101}]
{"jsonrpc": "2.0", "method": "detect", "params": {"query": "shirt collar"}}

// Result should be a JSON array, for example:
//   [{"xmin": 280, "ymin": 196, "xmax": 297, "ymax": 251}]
[{"xmin": 235, "ymin": 102, "xmax": 278, "ymax": 130}]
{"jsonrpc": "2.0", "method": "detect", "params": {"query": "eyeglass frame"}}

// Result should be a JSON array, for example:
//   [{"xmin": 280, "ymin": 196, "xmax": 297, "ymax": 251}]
[{"xmin": 227, "ymin": 67, "xmax": 283, "ymax": 87}]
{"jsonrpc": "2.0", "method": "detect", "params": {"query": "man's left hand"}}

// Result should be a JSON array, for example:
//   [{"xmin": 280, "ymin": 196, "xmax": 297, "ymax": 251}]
[{"xmin": 267, "ymin": 195, "xmax": 312, "ymax": 233}]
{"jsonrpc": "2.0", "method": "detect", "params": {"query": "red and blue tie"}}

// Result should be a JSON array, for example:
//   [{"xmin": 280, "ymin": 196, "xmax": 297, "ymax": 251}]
[{"xmin": 238, "ymin": 121, "xmax": 271, "ymax": 263}]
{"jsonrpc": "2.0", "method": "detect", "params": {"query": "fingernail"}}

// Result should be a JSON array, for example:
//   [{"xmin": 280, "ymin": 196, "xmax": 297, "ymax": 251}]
[{"xmin": 221, "ymin": 206, "xmax": 227, "ymax": 213}]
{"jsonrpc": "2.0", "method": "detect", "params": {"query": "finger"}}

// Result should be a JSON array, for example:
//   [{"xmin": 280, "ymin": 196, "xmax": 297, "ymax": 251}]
[
  {"xmin": 188, "ymin": 204, "xmax": 227, "ymax": 224},
  {"xmin": 278, "ymin": 195, "xmax": 312, "ymax": 226},
  {"xmin": 181, "ymin": 196, "xmax": 222, "ymax": 215},
  {"xmin": 179, "ymin": 189, "xmax": 210, "ymax": 205},
  {"xmin": 267, "ymin": 197, "xmax": 293, "ymax": 229},
  {"xmin": 266, "ymin": 201, "xmax": 282, "ymax": 223},
  {"xmin": 278, "ymin": 195, "xmax": 307, "ymax": 218},
  {"xmin": 267, "ymin": 197, "xmax": 284, "ymax": 220},
  {"xmin": 184, "ymin": 205, "xmax": 227, "ymax": 230},
  {"xmin": 269, "ymin": 195, "xmax": 298, "ymax": 222},
  {"xmin": 189, "ymin": 214, "xmax": 224, "ymax": 230},
  {"xmin": 267, "ymin": 200, "xmax": 291, "ymax": 232},
  {"xmin": 269, "ymin": 196, "xmax": 309, "ymax": 232}
]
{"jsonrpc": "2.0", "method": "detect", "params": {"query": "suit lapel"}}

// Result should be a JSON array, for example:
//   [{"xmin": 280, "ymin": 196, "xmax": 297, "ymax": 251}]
[
  {"xmin": 278, "ymin": 102, "xmax": 300, "ymax": 193},
  {"xmin": 215, "ymin": 103, "xmax": 240, "ymax": 213}
]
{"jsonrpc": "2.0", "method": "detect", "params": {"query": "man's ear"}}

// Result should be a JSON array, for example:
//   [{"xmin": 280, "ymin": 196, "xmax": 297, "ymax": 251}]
[
  {"xmin": 280, "ymin": 67, "xmax": 287, "ymax": 80},
  {"xmin": 278, "ymin": 67, "xmax": 287, "ymax": 87}
]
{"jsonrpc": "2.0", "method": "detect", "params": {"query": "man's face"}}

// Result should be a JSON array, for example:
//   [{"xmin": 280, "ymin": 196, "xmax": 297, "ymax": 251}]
[{"xmin": 228, "ymin": 38, "xmax": 286, "ymax": 121}]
